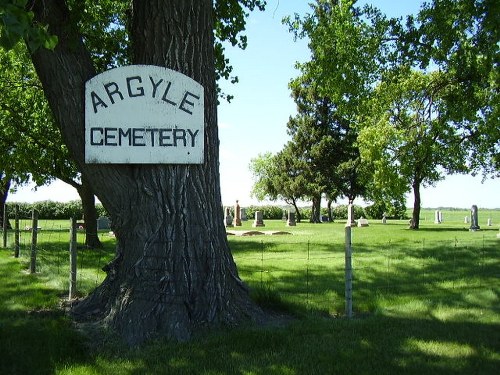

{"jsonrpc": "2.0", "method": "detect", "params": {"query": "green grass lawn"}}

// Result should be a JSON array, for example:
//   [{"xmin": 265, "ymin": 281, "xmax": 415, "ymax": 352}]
[{"xmin": 0, "ymin": 215, "xmax": 499, "ymax": 374}]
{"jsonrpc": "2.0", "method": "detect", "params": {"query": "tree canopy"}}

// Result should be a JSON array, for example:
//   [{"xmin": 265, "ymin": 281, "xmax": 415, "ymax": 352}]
[{"xmin": 250, "ymin": 0, "xmax": 498, "ymax": 225}]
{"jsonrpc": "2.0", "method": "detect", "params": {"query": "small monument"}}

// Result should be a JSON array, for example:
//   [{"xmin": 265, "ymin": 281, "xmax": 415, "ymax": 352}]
[
  {"xmin": 240, "ymin": 208, "xmax": 248, "ymax": 221},
  {"xmin": 252, "ymin": 211, "xmax": 265, "ymax": 227},
  {"xmin": 382, "ymin": 213, "xmax": 387, "ymax": 224},
  {"xmin": 347, "ymin": 203, "xmax": 356, "ymax": 227},
  {"xmin": 487, "ymin": 218, "xmax": 492, "ymax": 226},
  {"xmin": 287, "ymin": 210, "xmax": 296, "ymax": 227},
  {"xmin": 224, "ymin": 207, "xmax": 233, "ymax": 228},
  {"xmin": 469, "ymin": 205, "xmax": 480, "ymax": 231},
  {"xmin": 464, "ymin": 216, "xmax": 469, "ymax": 224},
  {"xmin": 434, "ymin": 210, "xmax": 441, "ymax": 224},
  {"xmin": 97, "ymin": 216, "xmax": 111, "ymax": 230},
  {"xmin": 357, "ymin": 217, "xmax": 369, "ymax": 227},
  {"xmin": 233, "ymin": 200, "xmax": 242, "ymax": 226}
]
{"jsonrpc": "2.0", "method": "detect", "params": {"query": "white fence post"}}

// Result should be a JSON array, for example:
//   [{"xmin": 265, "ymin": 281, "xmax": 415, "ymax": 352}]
[{"xmin": 345, "ymin": 225, "xmax": 353, "ymax": 318}]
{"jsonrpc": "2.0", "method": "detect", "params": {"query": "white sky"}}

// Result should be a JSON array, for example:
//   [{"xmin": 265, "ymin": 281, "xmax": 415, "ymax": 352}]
[{"xmin": 8, "ymin": 1, "xmax": 500, "ymax": 209}]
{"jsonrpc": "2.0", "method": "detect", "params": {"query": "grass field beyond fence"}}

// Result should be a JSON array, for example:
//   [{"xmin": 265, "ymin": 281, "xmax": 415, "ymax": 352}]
[{"xmin": 0, "ymin": 210, "xmax": 499, "ymax": 374}]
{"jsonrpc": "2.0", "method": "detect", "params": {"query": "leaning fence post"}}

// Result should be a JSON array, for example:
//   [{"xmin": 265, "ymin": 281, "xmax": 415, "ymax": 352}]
[
  {"xmin": 2, "ymin": 204, "xmax": 7, "ymax": 248},
  {"xmin": 69, "ymin": 217, "xmax": 78, "ymax": 299},
  {"xmin": 14, "ymin": 205, "xmax": 20, "ymax": 258},
  {"xmin": 345, "ymin": 224, "xmax": 353, "ymax": 318},
  {"xmin": 30, "ymin": 209, "xmax": 38, "ymax": 274}
]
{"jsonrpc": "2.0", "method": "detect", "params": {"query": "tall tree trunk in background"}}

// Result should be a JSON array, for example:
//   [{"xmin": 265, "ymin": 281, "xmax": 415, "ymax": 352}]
[
  {"xmin": 77, "ymin": 176, "xmax": 102, "ymax": 248},
  {"xmin": 0, "ymin": 175, "xmax": 11, "ymax": 230},
  {"xmin": 30, "ymin": 0, "xmax": 262, "ymax": 345},
  {"xmin": 410, "ymin": 179, "xmax": 421, "ymax": 230},
  {"xmin": 310, "ymin": 194, "xmax": 322, "ymax": 223},
  {"xmin": 327, "ymin": 198, "xmax": 333, "ymax": 222}
]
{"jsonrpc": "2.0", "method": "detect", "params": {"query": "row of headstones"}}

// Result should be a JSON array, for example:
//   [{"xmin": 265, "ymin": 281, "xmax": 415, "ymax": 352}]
[
  {"xmin": 434, "ymin": 205, "xmax": 494, "ymax": 231},
  {"xmin": 223, "ymin": 203, "xmax": 497, "ymax": 233},
  {"xmin": 223, "ymin": 201, "xmax": 298, "ymax": 228}
]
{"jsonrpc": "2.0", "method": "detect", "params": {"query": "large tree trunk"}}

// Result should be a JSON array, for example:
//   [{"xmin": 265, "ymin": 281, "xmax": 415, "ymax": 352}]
[
  {"xmin": 77, "ymin": 176, "xmax": 102, "ymax": 249},
  {"xmin": 410, "ymin": 180, "xmax": 421, "ymax": 230},
  {"xmin": 30, "ymin": 0, "xmax": 262, "ymax": 345}
]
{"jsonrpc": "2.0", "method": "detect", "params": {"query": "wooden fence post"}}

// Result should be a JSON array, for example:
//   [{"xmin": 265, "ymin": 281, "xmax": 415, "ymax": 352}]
[
  {"xmin": 30, "ymin": 209, "xmax": 38, "ymax": 274},
  {"xmin": 14, "ymin": 204, "xmax": 19, "ymax": 258},
  {"xmin": 345, "ymin": 224, "xmax": 353, "ymax": 318},
  {"xmin": 2, "ymin": 204, "xmax": 7, "ymax": 248},
  {"xmin": 69, "ymin": 217, "xmax": 77, "ymax": 299}
]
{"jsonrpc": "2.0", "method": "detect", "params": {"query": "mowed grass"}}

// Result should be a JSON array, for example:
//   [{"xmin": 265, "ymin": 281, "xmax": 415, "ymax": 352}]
[{"xmin": 0, "ymin": 210, "xmax": 499, "ymax": 374}]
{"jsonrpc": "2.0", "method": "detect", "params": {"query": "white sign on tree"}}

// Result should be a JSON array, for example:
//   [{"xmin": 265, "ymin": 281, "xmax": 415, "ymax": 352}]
[{"xmin": 85, "ymin": 65, "xmax": 204, "ymax": 164}]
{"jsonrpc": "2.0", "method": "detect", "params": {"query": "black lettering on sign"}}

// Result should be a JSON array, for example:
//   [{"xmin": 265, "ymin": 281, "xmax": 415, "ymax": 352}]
[
  {"xmin": 187, "ymin": 129, "xmax": 199, "ymax": 147},
  {"xmin": 119, "ymin": 128, "xmax": 132, "ymax": 146},
  {"xmin": 91, "ymin": 92, "xmax": 108, "ymax": 114},
  {"xmin": 149, "ymin": 76, "xmax": 163, "ymax": 98},
  {"xmin": 104, "ymin": 128, "xmax": 118, "ymax": 146},
  {"xmin": 104, "ymin": 82, "xmax": 124, "ymax": 104},
  {"xmin": 126, "ymin": 76, "xmax": 145, "ymax": 98},
  {"xmin": 173, "ymin": 129, "xmax": 186, "ymax": 147},
  {"xmin": 90, "ymin": 128, "xmax": 103, "ymax": 145},
  {"xmin": 88, "ymin": 127, "xmax": 201, "ymax": 148},
  {"xmin": 179, "ymin": 91, "xmax": 200, "ymax": 115},
  {"xmin": 161, "ymin": 81, "xmax": 177, "ymax": 106},
  {"xmin": 132, "ymin": 128, "xmax": 146, "ymax": 146},
  {"xmin": 159, "ymin": 129, "xmax": 173, "ymax": 146}
]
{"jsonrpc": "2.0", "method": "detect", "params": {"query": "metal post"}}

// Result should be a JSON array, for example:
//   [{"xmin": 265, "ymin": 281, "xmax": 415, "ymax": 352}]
[
  {"xmin": 2, "ymin": 204, "xmax": 7, "ymax": 248},
  {"xmin": 345, "ymin": 225, "xmax": 353, "ymax": 318},
  {"xmin": 14, "ymin": 205, "xmax": 19, "ymax": 258},
  {"xmin": 69, "ymin": 217, "xmax": 77, "ymax": 299},
  {"xmin": 30, "ymin": 209, "xmax": 38, "ymax": 274}
]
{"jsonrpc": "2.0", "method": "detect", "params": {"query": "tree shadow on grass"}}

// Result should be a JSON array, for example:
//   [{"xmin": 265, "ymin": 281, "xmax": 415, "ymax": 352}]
[
  {"xmin": 1, "ymin": 235, "xmax": 498, "ymax": 375},
  {"xmin": 57, "ymin": 314, "xmax": 499, "ymax": 375},
  {"xmin": 0, "ymin": 249, "xmax": 89, "ymax": 375}
]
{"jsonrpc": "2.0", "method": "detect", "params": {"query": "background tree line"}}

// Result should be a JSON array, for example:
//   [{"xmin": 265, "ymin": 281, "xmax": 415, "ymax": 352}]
[{"xmin": 3, "ymin": 200, "xmax": 108, "ymax": 220}]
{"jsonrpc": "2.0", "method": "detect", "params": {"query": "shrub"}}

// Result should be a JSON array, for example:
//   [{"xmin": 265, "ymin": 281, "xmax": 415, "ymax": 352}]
[{"xmin": 245, "ymin": 205, "xmax": 286, "ymax": 220}]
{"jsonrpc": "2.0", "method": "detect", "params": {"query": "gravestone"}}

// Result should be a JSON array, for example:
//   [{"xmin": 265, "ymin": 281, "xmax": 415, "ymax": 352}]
[
  {"xmin": 347, "ymin": 204, "xmax": 356, "ymax": 227},
  {"xmin": 487, "ymin": 218, "xmax": 492, "ymax": 226},
  {"xmin": 439, "ymin": 211, "xmax": 443, "ymax": 223},
  {"xmin": 469, "ymin": 205, "xmax": 480, "ymax": 231},
  {"xmin": 382, "ymin": 213, "xmax": 387, "ymax": 224},
  {"xmin": 224, "ymin": 207, "xmax": 233, "ymax": 228},
  {"xmin": 464, "ymin": 216, "xmax": 469, "ymax": 224},
  {"xmin": 97, "ymin": 216, "xmax": 111, "ymax": 230},
  {"xmin": 233, "ymin": 200, "xmax": 242, "ymax": 226},
  {"xmin": 357, "ymin": 217, "xmax": 369, "ymax": 227},
  {"xmin": 252, "ymin": 211, "xmax": 265, "ymax": 227},
  {"xmin": 287, "ymin": 211, "xmax": 296, "ymax": 227},
  {"xmin": 434, "ymin": 210, "xmax": 441, "ymax": 224},
  {"xmin": 240, "ymin": 208, "xmax": 247, "ymax": 221}
]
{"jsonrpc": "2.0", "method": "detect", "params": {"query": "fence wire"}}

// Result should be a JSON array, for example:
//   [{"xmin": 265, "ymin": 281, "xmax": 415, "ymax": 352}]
[
  {"xmin": 2, "ymin": 217, "xmax": 110, "ymax": 296},
  {"xmin": 1, "ymin": 216, "xmax": 499, "ymax": 316}
]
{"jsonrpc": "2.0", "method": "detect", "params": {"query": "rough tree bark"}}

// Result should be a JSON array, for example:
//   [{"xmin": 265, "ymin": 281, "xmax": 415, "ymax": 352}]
[
  {"xmin": 410, "ymin": 179, "xmax": 422, "ymax": 230},
  {"xmin": 61, "ymin": 175, "xmax": 102, "ymax": 248},
  {"xmin": 77, "ymin": 176, "xmax": 101, "ymax": 249},
  {"xmin": 309, "ymin": 194, "xmax": 322, "ymax": 223},
  {"xmin": 30, "ymin": 0, "xmax": 263, "ymax": 345},
  {"xmin": 0, "ymin": 175, "xmax": 12, "ymax": 230}
]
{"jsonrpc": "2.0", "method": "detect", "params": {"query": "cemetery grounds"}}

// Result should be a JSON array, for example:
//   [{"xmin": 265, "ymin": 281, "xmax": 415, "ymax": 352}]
[{"xmin": 0, "ymin": 208, "xmax": 499, "ymax": 374}]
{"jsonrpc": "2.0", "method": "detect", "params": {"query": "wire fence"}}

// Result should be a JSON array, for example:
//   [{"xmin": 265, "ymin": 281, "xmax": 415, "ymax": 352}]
[
  {"xmin": 232, "ymin": 235, "xmax": 500, "ymax": 315},
  {"xmin": 1, "ymin": 214, "xmax": 112, "ymax": 297},
  {"xmin": 1, "ymin": 210, "xmax": 499, "ymax": 316}
]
